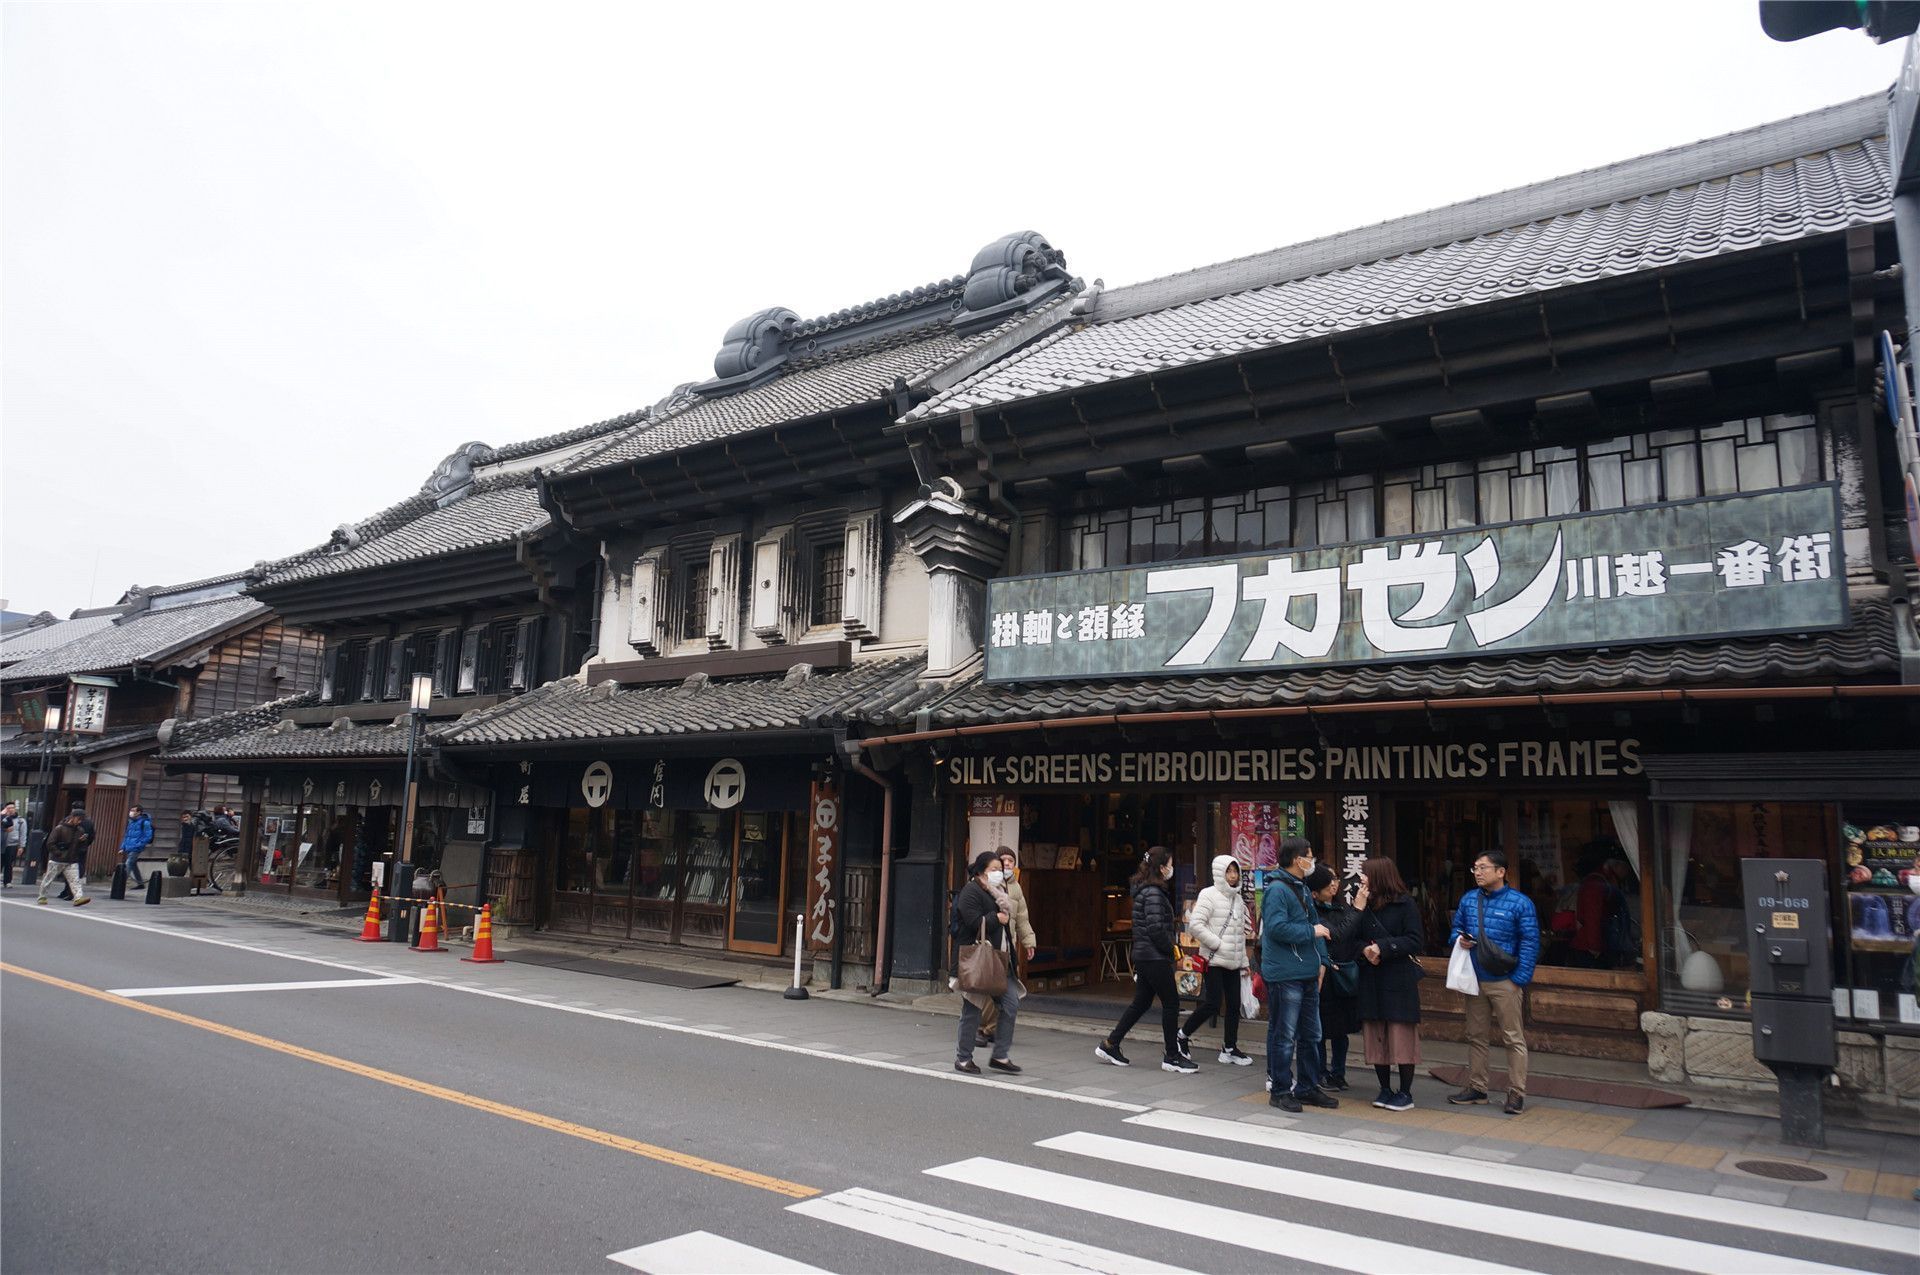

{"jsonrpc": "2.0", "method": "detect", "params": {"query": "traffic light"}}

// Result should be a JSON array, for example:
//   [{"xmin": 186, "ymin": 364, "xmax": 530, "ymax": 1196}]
[{"xmin": 1759, "ymin": 0, "xmax": 1920, "ymax": 42}]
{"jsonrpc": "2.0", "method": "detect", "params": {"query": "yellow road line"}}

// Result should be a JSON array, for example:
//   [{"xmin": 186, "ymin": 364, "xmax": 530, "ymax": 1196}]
[{"xmin": 0, "ymin": 960, "xmax": 817, "ymax": 1199}]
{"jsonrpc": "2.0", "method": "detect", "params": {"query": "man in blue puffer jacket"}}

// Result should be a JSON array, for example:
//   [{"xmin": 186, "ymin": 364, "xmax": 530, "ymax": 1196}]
[
  {"xmin": 1261, "ymin": 837, "xmax": 1337, "ymax": 1113},
  {"xmin": 1447, "ymin": 849, "xmax": 1540, "ymax": 1114}
]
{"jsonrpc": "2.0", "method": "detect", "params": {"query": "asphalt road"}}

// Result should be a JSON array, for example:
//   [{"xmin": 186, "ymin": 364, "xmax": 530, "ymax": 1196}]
[{"xmin": 2, "ymin": 898, "xmax": 1911, "ymax": 1275}]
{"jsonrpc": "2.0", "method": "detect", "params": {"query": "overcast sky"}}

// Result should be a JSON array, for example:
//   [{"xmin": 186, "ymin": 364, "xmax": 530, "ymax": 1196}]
[{"xmin": 1, "ymin": 2, "xmax": 1902, "ymax": 618}]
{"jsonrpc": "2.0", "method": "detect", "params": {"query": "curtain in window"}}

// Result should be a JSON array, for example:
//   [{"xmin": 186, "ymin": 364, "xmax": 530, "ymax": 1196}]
[
  {"xmin": 1607, "ymin": 799, "xmax": 1641, "ymax": 879},
  {"xmin": 1663, "ymin": 802, "xmax": 1694, "ymax": 965}
]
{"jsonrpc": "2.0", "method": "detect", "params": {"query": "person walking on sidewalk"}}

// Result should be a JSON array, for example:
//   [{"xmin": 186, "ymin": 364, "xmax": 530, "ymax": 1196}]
[
  {"xmin": 1177, "ymin": 854, "xmax": 1253, "ymax": 1065},
  {"xmin": 1095, "ymin": 847, "xmax": 1196, "ymax": 1074},
  {"xmin": 120, "ymin": 804, "xmax": 154, "ymax": 889},
  {"xmin": 1448, "ymin": 849, "xmax": 1540, "ymax": 1115},
  {"xmin": 953, "ymin": 851, "xmax": 1023, "ymax": 1076},
  {"xmin": 1357, "ymin": 856, "xmax": 1425, "ymax": 1111},
  {"xmin": 977, "ymin": 849, "xmax": 1035, "ymax": 1049},
  {"xmin": 1262, "ymin": 837, "xmax": 1337, "ymax": 1112},
  {"xmin": 1311, "ymin": 865, "xmax": 1364, "ymax": 1092},
  {"xmin": 56, "ymin": 803, "xmax": 95, "ymax": 900},
  {"xmin": 1, "ymin": 801, "xmax": 23, "ymax": 887},
  {"xmin": 35, "ymin": 813, "xmax": 92, "ymax": 907}
]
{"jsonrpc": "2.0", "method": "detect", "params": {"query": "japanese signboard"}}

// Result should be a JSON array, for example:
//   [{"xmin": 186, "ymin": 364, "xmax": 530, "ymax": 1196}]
[
  {"xmin": 14, "ymin": 693, "xmax": 47, "ymax": 733},
  {"xmin": 804, "ymin": 781, "xmax": 842, "ymax": 954},
  {"xmin": 985, "ymin": 486, "xmax": 1847, "ymax": 682},
  {"xmin": 66, "ymin": 682, "xmax": 110, "ymax": 735}
]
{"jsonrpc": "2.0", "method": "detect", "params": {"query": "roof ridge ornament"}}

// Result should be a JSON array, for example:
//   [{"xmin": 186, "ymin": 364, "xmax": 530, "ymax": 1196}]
[
  {"xmin": 697, "ymin": 307, "xmax": 801, "ymax": 397},
  {"xmin": 423, "ymin": 441, "xmax": 493, "ymax": 508},
  {"xmin": 956, "ymin": 231, "xmax": 1072, "ymax": 333}
]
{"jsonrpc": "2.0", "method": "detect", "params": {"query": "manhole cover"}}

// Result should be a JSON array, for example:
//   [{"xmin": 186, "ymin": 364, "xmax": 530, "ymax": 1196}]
[{"xmin": 1735, "ymin": 1160, "xmax": 1828, "ymax": 1182}]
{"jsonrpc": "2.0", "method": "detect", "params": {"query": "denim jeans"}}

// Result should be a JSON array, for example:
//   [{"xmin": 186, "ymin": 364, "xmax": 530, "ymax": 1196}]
[
  {"xmin": 1265, "ymin": 976, "xmax": 1322, "ymax": 1096},
  {"xmin": 122, "ymin": 849, "xmax": 145, "ymax": 885}
]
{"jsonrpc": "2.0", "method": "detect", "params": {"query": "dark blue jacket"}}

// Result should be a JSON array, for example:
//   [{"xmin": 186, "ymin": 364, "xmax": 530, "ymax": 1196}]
[
  {"xmin": 1449, "ymin": 885, "xmax": 1541, "ymax": 986},
  {"xmin": 120, "ymin": 813, "xmax": 153, "ymax": 853},
  {"xmin": 1260, "ymin": 872, "xmax": 1326, "ymax": 984}
]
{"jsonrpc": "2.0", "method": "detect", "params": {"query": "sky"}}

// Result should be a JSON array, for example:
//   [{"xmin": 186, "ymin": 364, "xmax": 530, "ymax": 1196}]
[{"xmin": 0, "ymin": 1, "xmax": 1904, "ymax": 618}]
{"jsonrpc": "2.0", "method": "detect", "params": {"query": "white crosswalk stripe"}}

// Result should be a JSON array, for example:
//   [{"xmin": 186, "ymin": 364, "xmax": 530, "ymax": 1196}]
[
  {"xmin": 1041, "ymin": 1129, "xmax": 1858, "ymax": 1275},
  {"xmin": 607, "ymin": 1230, "xmax": 831, "ymax": 1274},
  {"xmin": 1126, "ymin": 1109, "xmax": 1917, "ymax": 1259},
  {"xmin": 926, "ymin": 1156, "xmax": 1537, "ymax": 1275},
  {"xmin": 790, "ymin": 1186, "xmax": 1191, "ymax": 1274}
]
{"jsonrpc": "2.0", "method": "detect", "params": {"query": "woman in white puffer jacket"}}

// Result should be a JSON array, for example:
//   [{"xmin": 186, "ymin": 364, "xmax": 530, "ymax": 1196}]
[{"xmin": 1177, "ymin": 854, "xmax": 1254, "ymax": 1064}]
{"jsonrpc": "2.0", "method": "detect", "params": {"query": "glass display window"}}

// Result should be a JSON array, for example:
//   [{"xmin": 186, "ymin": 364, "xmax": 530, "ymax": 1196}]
[
  {"xmin": 1837, "ymin": 807, "xmax": 1920, "ymax": 1033},
  {"xmin": 1657, "ymin": 801, "xmax": 1836, "ymax": 1017},
  {"xmin": 1516, "ymin": 798, "xmax": 1645, "ymax": 971},
  {"xmin": 1390, "ymin": 797, "xmax": 1504, "ymax": 960},
  {"xmin": 729, "ymin": 812, "xmax": 787, "ymax": 952},
  {"xmin": 678, "ymin": 811, "xmax": 732, "ymax": 908}
]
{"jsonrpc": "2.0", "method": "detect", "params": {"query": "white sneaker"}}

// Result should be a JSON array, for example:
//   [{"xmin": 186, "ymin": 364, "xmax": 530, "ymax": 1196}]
[{"xmin": 1219, "ymin": 1048, "xmax": 1253, "ymax": 1065}]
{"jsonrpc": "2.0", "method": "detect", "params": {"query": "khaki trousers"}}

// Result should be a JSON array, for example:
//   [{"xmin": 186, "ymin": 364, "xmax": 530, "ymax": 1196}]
[{"xmin": 1464, "ymin": 978, "xmax": 1527, "ymax": 1097}]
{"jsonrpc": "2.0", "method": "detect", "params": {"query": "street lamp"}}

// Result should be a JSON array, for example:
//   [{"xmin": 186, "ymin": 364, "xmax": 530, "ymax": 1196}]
[
  {"xmin": 388, "ymin": 674, "xmax": 433, "ymax": 942},
  {"xmin": 36, "ymin": 705, "xmax": 62, "ymax": 852}
]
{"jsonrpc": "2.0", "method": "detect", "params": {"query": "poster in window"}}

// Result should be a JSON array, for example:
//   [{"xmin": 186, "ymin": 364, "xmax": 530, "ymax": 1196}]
[{"xmin": 967, "ymin": 794, "xmax": 1019, "ymax": 866}]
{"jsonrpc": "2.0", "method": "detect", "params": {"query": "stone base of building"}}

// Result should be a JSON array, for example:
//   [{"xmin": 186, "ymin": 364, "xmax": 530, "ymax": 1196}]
[{"xmin": 1643, "ymin": 1011, "xmax": 1920, "ymax": 1120}]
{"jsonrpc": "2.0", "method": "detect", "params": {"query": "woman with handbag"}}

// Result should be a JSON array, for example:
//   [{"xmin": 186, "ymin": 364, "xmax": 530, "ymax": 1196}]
[
  {"xmin": 1095, "ymin": 847, "xmax": 1198, "ymax": 1074},
  {"xmin": 976, "ymin": 848, "xmax": 1036, "ymax": 1049},
  {"xmin": 1178, "ymin": 854, "xmax": 1253, "ymax": 1065},
  {"xmin": 953, "ymin": 850, "xmax": 1023, "ymax": 1075},
  {"xmin": 1356, "ymin": 856, "xmax": 1425, "ymax": 1111},
  {"xmin": 1309, "ymin": 865, "xmax": 1365, "ymax": 1092}
]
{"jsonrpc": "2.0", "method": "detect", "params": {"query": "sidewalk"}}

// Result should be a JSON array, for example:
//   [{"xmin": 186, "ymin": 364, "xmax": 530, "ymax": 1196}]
[{"xmin": 168, "ymin": 891, "xmax": 1920, "ymax": 1223}]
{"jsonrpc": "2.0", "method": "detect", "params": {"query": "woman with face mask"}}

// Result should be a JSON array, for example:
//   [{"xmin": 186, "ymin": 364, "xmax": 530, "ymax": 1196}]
[
  {"xmin": 1309, "ymin": 865, "xmax": 1365, "ymax": 1092},
  {"xmin": 1096, "ymin": 846, "xmax": 1197, "ymax": 1073},
  {"xmin": 1177, "ymin": 854, "xmax": 1254, "ymax": 1064},
  {"xmin": 952, "ymin": 850, "xmax": 1023, "ymax": 1075},
  {"xmin": 976, "ymin": 849, "xmax": 1036, "ymax": 1049}
]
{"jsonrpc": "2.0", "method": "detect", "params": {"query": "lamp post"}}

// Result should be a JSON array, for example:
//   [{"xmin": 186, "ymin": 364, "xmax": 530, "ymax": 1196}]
[
  {"xmin": 36, "ymin": 705, "xmax": 62, "ymax": 858},
  {"xmin": 388, "ymin": 675, "xmax": 433, "ymax": 942}
]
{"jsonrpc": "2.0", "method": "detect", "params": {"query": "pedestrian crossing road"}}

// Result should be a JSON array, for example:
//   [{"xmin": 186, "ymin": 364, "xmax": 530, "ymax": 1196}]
[{"xmin": 610, "ymin": 1111, "xmax": 1915, "ymax": 1275}]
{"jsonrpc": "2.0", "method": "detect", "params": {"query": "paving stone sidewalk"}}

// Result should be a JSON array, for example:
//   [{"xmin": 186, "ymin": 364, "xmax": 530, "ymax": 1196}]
[{"xmin": 158, "ymin": 892, "xmax": 1920, "ymax": 1224}]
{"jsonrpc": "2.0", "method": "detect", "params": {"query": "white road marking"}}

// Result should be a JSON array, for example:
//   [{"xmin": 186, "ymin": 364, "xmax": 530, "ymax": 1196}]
[
  {"xmin": 607, "ymin": 1231, "xmax": 830, "ymax": 1274},
  {"xmin": 107, "ymin": 977, "xmax": 415, "ymax": 998},
  {"xmin": 789, "ymin": 1186, "xmax": 1189, "ymax": 1275},
  {"xmin": 1127, "ymin": 1109, "xmax": 1918, "ymax": 1258},
  {"xmin": 1, "ymin": 899, "xmax": 1148, "ymax": 1114},
  {"xmin": 1043, "ymin": 1130, "xmax": 1857, "ymax": 1275},
  {"xmin": 925, "ymin": 1157, "xmax": 1536, "ymax": 1275}
]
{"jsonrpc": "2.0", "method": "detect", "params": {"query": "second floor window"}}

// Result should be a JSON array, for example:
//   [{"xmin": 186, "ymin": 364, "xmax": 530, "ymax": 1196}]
[
  {"xmin": 809, "ymin": 540, "xmax": 844, "ymax": 628},
  {"xmin": 681, "ymin": 561, "xmax": 710, "ymax": 642}
]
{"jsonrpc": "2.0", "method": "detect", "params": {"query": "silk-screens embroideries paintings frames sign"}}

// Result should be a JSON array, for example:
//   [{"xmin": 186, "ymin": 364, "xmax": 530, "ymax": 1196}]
[{"xmin": 984, "ymin": 486, "xmax": 1848, "ymax": 682}]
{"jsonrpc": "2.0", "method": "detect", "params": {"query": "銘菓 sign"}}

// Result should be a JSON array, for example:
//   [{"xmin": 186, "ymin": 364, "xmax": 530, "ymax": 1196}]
[{"xmin": 984, "ymin": 486, "xmax": 1847, "ymax": 682}]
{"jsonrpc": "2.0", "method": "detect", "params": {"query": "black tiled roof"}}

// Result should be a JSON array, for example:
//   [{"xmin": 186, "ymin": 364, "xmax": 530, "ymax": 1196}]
[
  {"xmin": 485, "ymin": 409, "xmax": 649, "ymax": 464},
  {"xmin": 434, "ymin": 654, "xmax": 928, "ymax": 747},
  {"xmin": 790, "ymin": 276, "xmax": 966, "ymax": 339},
  {"xmin": 0, "ymin": 610, "xmax": 126, "ymax": 664},
  {"xmin": 10, "ymin": 722, "xmax": 161, "ymax": 762},
  {"xmin": 257, "ymin": 479, "xmax": 546, "ymax": 586},
  {"xmin": 906, "ymin": 600, "xmax": 1903, "ymax": 728},
  {"xmin": 904, "ymin": 98, "xmax": 1888, "ymax": 425},
  {"xmin": 0, "ymin": 596, "xmax": 268, "ymax": 683},
  {"xmin": 161, "ymin": 705, "xmax": 416, "ymax": 764},
  {"xmin": 159, "ymin": 692, "xmax": 321, "ymax": 754}
]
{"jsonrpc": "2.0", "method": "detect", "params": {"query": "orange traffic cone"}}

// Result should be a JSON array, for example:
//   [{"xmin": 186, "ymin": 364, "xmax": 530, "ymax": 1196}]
[
  {"xmin": 413, "ymin": 899, "xmax": 445, "ymax": 953},
  {"xmin": 463, "ymin": 904, "xmax": 505, "ymax": 964},
  {"xmin": 354, "ymin": 891, "xmax": 383, "ymax": 942}
]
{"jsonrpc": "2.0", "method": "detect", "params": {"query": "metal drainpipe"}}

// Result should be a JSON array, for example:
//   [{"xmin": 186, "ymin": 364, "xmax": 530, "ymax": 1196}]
[{"xmin": 845, "ymin": 753, "xmax": 895, "ymax": 996}]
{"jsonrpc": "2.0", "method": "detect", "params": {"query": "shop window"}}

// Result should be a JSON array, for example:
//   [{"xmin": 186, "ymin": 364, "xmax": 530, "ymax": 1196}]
[
  {"xmin": 554, "ymin": 808, "xmax": 596, "ymax": 897},
  {"xmin": 1837, "ymin": 809, "xmax": 1919, "ymax": 1034},
  {"xmin": 808, "ymin": 539, "xmax": 844, "ymax": 628},
  {"xmin": 1391, "ymin": 798, "xmax": 1504, "ymax": 959},
  {"xmin": 680, "ymin": 811, "xmax": 731, "ymax": 908},
  {"xmin": 1514, "ymin": 798, "xmax": 1644, "ymax": 970},
  {"xmin": 1657, "ymin": 801, "xmax": 1836, "ymax": 1017}
]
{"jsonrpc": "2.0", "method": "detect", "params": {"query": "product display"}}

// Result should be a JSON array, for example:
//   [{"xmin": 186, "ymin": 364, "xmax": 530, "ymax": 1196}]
[{"xmin": 1838, "ymin": 809, "xmax": 1920, "ymax": 1029}]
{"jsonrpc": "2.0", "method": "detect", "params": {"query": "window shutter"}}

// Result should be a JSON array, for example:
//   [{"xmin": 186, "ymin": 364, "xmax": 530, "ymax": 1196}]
[
  {"xmin": 457, "ymin": 630, "xmax": 481, "ymax": 695},
  {"xmin": 362, "ymin": 640, "xmax": 388, "ymax": 701},
  {"xmin": 432, "ymin": 631, "xmax": 459, "ymax": 698},
  {"xmin": 705, "ymin": 534, "xmax": 741, "ymax": 650},
  {"xmin": 384, "ymin": 639, "xmax": 406, "ymax": 699},
  {"xmin": 841, "ymin": 511, "xmax": 883, "ymax": 638},
  {"xmin": 750, "ymin": 526, "xmax": 791, "ymax": 644},
  {"xmin": 629, "ymin": 552, "xmax": 664, "ymax": 656},
  {"xmin": 511, "ymin": 616, "xmax": 542, "ymax": 690}
]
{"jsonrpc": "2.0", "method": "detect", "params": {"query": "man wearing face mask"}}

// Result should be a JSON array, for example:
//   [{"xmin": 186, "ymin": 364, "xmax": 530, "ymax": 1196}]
[{"xmin": 1261, "ymin": 837, "xmax": 1337, "ymax": 1112}]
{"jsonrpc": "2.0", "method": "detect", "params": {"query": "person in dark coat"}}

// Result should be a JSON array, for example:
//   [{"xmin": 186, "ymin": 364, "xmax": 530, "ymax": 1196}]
[
  {"xmin": 57, "ymin": 803, "xmax": 94, "ymax": 899},
  {"xmin": 1095, "ymin": 846, "xmax": 1195, "ymax": 1073},
  {"xmin": 1356, "ymin": 856, "xmax": 1426, "ymax": 1111},
  {"xmin": 1310, "ymin": 865, "xmax": 1365, "ymax": 1092},
  {"xmin": 952, "ymin": 851, "xmax": 1022, "ymax": 1075}
]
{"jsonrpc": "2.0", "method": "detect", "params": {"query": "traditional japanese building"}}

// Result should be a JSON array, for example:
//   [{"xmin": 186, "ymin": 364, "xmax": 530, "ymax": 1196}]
[
  {"xmin": 432, "ymin": 233, "xmax": 1080, "ymax": 980},
  {"xmin": 1, "ymin": 574, "xmax": 324, "ymax": 875},
  {"xmin": 157, "ymin": 422, "xmax": 628, "ymax": 907},
  {"xmin": 863, "ymin": 97, "xmax": 1920, "ymax": 1102}
]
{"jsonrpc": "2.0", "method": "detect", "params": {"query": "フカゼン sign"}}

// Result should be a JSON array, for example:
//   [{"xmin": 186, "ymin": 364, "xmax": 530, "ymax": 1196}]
[{"xmin": 984, "ymin": 486, "xmax": 1847, "ymax": 682}]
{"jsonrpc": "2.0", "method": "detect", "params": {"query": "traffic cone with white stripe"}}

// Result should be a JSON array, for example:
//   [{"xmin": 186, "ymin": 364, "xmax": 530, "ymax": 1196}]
[
  {"xmin": 354, "ymin": 891, "xmax": 383, "ymax": 942},
  {"xmin": 413, "ymin": 899, "xmax": 445, "ymax": 953},
  {"xmin": 463, "ymin": 904, "xmax": 504, "ymax": 964}
]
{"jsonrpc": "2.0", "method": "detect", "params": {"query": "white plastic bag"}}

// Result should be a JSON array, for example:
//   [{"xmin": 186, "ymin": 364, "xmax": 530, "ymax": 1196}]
[
  {"xmin": 1446, "ymin": 938, "xmax": 1480, "ymax": 996},
  {"xmin": 1240, "ymin": 968, "xmax": 1260, "ymax": 1019}
]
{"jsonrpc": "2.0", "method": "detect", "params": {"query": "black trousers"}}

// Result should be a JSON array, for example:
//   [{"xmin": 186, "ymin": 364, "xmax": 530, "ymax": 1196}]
[
  {"xmin": 1108, "ymin": 958, "xmax": 1181, "ymax": 1060},
  {"xmin": 1181, "ymin": 965, "xmax": 1242, "ymax": 1050}
]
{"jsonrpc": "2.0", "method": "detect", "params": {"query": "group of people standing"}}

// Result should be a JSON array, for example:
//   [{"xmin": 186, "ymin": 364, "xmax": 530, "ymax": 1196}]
[
  {"xmin": 953, "ymin": 831, "xmax": 1540, "ymax": 1120},
  {"xmin": 0, "ymin": 800, "xmax": 239, "ymax": 903}
]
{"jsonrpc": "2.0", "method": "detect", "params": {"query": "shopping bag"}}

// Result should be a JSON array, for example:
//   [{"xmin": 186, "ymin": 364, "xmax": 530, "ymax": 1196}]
[
  {"xmin": 956, "ymin": 920, "xmax": 1008, "ymax": 997},
  {"xmin": 1240, "ymin": 968, "xmax": 1260, "ymax": 1019},
  {"xmin": 1446, "ymin": 937, "xmax": 1480, "ymax": 996}
]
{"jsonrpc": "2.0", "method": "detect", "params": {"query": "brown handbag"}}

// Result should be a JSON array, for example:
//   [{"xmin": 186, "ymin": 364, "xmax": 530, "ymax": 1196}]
[{"xmin": 957, "ymin": 918, "xmax": 1008, "ymax": 997}]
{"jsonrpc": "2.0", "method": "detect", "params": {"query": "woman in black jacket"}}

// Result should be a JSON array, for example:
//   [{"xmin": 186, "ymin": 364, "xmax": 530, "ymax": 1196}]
[
  {"xmin": 953, "ymin": 850, "xmax": 1023, "ymax": 1075},
  {"xmin": 1310, "ymin": 865, "xmax": 1366, "ymax": 1092},
  {"xmin": 1095, "ymin": 847, "xmax": 1196, "ymax": 1073},
  {"xmin": 1356, "ymin": 856, "xmax": 1426, "ymax": 1111}
]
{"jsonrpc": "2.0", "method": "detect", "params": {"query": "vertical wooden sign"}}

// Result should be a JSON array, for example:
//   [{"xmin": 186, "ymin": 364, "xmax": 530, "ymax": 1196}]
[{"xmin": 805, "ymin": 780, "xmax": 841, "ymax": 954}]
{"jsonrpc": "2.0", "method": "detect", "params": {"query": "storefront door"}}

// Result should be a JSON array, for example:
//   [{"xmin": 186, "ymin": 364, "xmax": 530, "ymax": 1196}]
[{"xmin": 728, "ymin": 812, "xmax": 788, "ymax": 954}]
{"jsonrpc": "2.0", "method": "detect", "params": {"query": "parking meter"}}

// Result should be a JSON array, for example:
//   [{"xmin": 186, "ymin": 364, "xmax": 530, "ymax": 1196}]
[{"xmin": 1740, "ymin": 858, "xmax": 1833, "ymax": 1146}]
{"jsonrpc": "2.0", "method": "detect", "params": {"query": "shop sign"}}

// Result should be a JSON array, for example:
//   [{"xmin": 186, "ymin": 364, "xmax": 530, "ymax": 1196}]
[
  {"xmin": 15, "ymin": 693, "xmax": 47, "ymax": 733},
  {"xmin": 66, "ymin": 682, "xmax": 110, "ymax": 735},
  {"xmin": 1338, "ymin": 793, "xmax": 1374, "ymax": 896},
  {"xmin": 465, "ymin": 803, "xmax": 487, "ymax": 837},
  {"xmin": 703, "ymin": 758, "xmax": 746, "ymax": 810},
  {"xmin": 945, "ymin": 738, "xmax": 1643, "ymax": 789},
  {"xmin": 984, "ymin": 486, "xmax": 1846, "ymax": 682},
  {"xmin": 582, "ymin": 760, "xmax": 613, "ymax": 808},
  {"xmin": 805, "ymin": 781, "xmax": 841, "ymax": 953}
]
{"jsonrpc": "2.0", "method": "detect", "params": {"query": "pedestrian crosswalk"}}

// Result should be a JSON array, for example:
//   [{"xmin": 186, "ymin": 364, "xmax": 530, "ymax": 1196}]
[{"xmin": 608, "ymin": 1109, "xmax": 1915, "ymax": 1275}]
